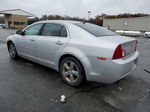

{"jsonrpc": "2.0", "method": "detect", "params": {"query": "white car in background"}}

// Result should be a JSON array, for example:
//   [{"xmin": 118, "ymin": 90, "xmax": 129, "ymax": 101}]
[
  {"xmin": 0, "ymin": 24, "xmax": 5, "ymax": 28},
  {"xmin": 7, "ymin": 20, "xmax": 139, "ymax": 87}
]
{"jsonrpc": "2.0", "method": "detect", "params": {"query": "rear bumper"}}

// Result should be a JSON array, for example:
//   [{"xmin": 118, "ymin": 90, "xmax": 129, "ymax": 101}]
[{"xmin": 83, "ymin": 51, "xmax": 139, "ymax": 84}]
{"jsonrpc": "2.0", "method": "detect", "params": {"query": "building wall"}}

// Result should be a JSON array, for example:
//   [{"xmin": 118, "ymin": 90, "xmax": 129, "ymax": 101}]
[
  {"xmin": 5, "ymin": 14, "xmax": 27, "ymax": 29},
  {"xmin": 103, "ymin": 16, "xmax": 150, "ymax": 32}
]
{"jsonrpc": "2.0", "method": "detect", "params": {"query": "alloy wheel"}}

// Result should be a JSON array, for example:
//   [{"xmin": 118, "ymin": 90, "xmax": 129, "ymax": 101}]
[
  {"xmin": 62, "ymin": 61, "xmax": 79, "ymax": 83},
  {"xmin": 9, "ymin": 43, "xmax": 16, "ymax": 58}
]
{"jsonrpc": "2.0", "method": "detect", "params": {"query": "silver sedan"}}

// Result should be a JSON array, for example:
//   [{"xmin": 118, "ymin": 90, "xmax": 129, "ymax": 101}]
[{"xmin": 7, "ymin": 20, "xmax": 139, "ymax": 87}]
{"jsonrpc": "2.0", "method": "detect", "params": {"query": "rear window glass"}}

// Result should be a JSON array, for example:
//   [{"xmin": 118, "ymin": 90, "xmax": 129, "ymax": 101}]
[{"xmin": 74, "ymin": 23, "xmax": 117, "ymax": 37}]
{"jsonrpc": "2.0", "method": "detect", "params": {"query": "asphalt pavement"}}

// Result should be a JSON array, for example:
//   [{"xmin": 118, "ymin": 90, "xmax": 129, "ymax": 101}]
[{"xmin": 0, "ymin": 28, "xmax": 150, "ymax": 112}]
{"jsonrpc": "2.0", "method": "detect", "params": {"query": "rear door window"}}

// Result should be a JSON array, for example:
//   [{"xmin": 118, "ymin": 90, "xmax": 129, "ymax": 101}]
[
  {"xmin": 60, "ymin": 27, "xmax": 67, "ymax": 37},
  {"xmin": 41, "ymin": 23, "xmax": 63, "ymax": 37}
]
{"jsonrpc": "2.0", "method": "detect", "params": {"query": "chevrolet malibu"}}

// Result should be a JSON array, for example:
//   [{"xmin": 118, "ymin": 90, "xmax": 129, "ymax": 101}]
[{"xmin": 7, "ymin": 20, "xmax": 139, "ymax": 87}]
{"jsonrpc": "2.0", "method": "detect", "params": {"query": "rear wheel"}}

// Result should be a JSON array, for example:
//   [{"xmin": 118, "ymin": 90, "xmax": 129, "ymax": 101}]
[
  {"xmin": 8, "ymin": 42, "xmax": 18, "ymax": 59},
  {"xmin": 59, "ymin": 57, "xmax": 85, "ymax": 87}
]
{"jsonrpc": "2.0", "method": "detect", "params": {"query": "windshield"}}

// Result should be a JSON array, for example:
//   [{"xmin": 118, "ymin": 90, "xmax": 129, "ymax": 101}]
[{"xmin": 74, "ymin": 23, "xmax": 117, "ymax": 37}]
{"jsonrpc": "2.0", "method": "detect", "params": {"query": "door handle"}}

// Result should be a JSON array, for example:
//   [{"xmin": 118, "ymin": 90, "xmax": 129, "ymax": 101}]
[
  {"xmin": 30, "ymin": 38, "xmax": 35, "ymax": 41},
  {"xmin": 55, "ymin": 41, "xmax": 63, "ymax": 45}
]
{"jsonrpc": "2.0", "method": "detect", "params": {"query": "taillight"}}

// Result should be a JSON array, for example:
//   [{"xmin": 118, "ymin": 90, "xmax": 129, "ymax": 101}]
[{"xmin": 112, "ymin": 45, "xmax": 126, "ymax": 59}]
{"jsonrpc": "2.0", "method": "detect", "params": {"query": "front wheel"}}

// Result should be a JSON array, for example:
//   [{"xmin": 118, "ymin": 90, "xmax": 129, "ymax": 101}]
[
  {"xmin": 8, "ymin": 42, "xmax": 18, "ymax": 59},
  {"xmin": 59, "ymin": 57, "xmax": 85, "ymax": 87}
]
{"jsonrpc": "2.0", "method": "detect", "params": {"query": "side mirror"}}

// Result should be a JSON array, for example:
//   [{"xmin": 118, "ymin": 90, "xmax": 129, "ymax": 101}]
[{"xmin": 16, "ymin": 30, "xmax": 23, "ymax": 35}]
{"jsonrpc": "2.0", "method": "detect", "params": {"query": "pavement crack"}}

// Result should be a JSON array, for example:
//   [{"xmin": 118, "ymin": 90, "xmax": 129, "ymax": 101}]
[
  {"xmin": 138, "ymin": 64, "xmax": 150, "ymax": 74},
  {"xmin": 143, "ymin": 68, "xmax": 150, "ymax": 74}
]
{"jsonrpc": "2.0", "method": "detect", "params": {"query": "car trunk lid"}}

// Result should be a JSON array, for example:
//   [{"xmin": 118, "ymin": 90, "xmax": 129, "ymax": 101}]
[{"xmin": 98, "ymin": 35, "xmax": 137, "ymax": 58}]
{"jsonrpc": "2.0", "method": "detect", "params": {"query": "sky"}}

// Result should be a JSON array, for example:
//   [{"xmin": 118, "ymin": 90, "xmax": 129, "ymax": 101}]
[{"xmin": 0, "ymin": 0, "xmax": 150, "ymax": 19}]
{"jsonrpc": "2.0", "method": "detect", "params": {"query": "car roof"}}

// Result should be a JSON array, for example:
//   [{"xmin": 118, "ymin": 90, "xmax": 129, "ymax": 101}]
[{"xmin": 35, "ymin": 20, "xmax": 83, "ymax": 25}]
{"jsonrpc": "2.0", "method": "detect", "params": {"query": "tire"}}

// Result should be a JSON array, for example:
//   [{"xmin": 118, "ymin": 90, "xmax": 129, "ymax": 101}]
[
  {"xmin": 59, "ymin": 57, "xmax": 85, "ymax": 87},
  {"xmin": 8, "ymin": 42, "xmax": 18, "ymax": 59}
]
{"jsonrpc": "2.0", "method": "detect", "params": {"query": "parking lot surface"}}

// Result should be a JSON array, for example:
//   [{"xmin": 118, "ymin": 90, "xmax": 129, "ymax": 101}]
[{"xmin": 0, "ymin": 28, "xmax": 150, "ymax": 112}]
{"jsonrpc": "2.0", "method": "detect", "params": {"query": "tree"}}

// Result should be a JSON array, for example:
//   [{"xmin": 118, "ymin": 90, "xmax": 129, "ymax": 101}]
[{"xmin": 27, "ymin": 13, "xmax": 150, "ymax": 26}]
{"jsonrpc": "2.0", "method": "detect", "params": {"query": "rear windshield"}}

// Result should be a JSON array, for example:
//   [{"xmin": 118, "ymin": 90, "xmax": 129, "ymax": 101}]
[{"xmin": 74, "ymin": 23, "xmax": 117, "ymax": 37}]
